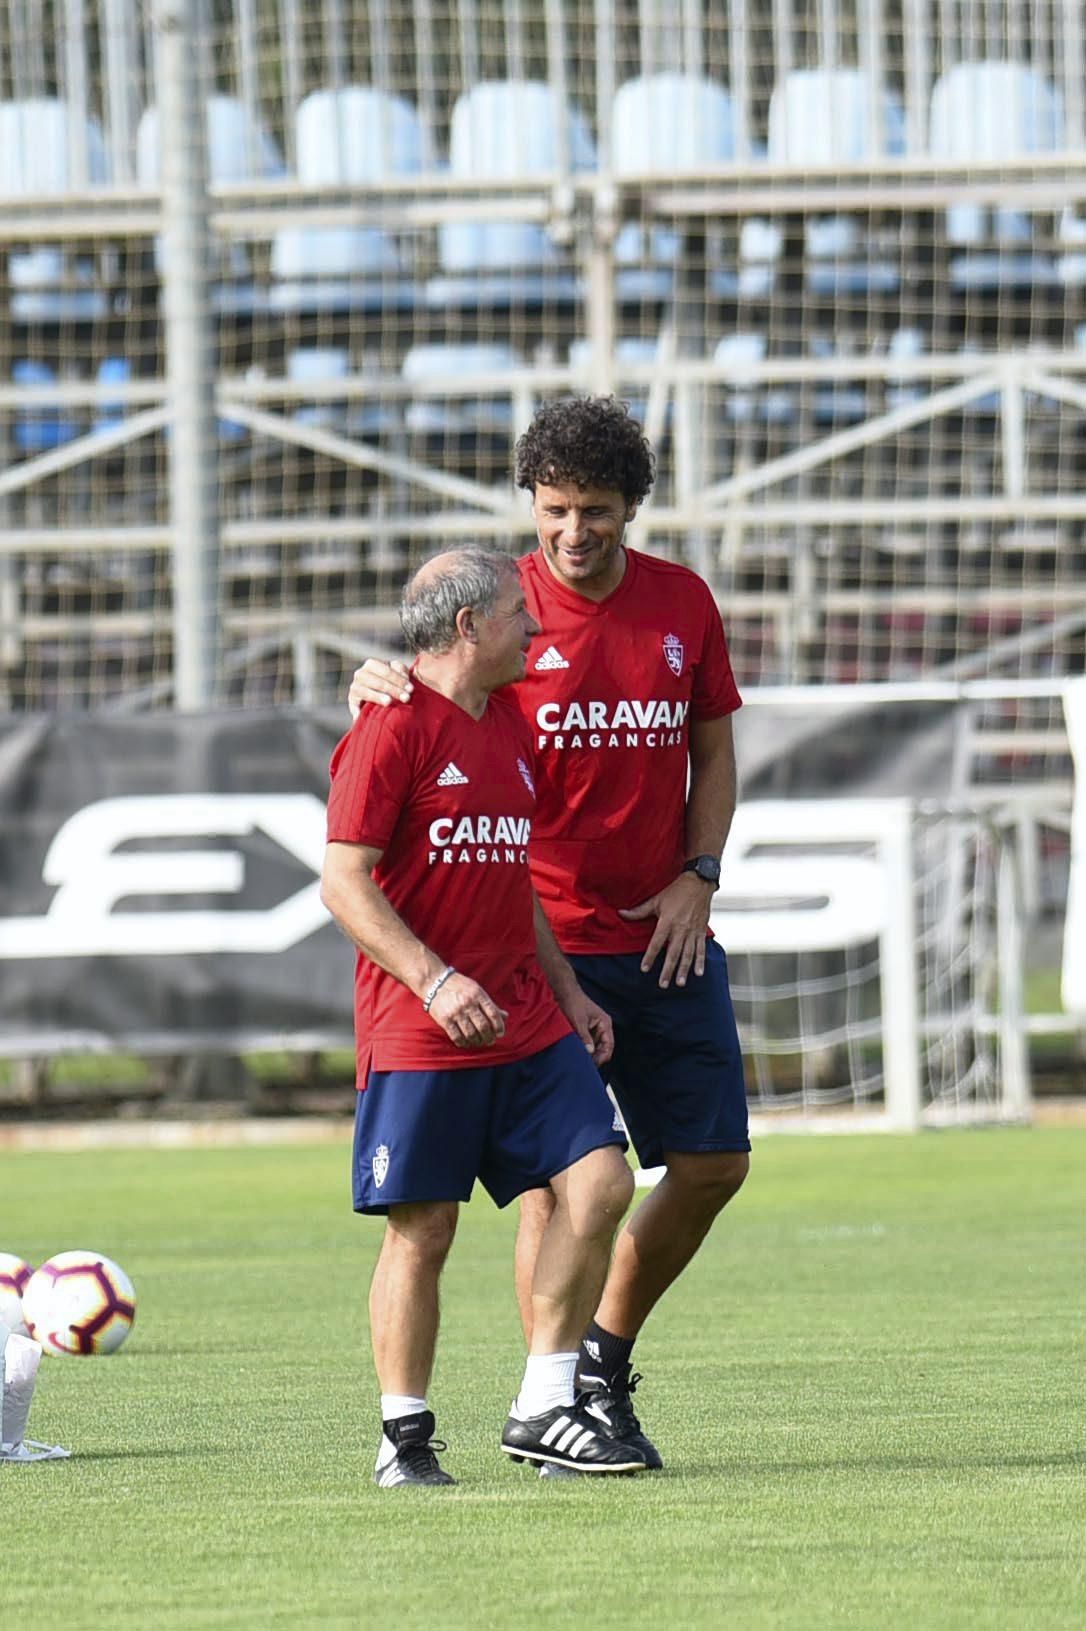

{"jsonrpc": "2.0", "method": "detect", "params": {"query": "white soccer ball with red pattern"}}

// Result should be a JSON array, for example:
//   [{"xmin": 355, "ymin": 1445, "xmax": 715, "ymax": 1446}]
[
  {"xmin": 0, "ymin": 1252, "xmax": 33, "ymax": 1337},
  {"xmin": 22, "ymin": 1251, "xmax": 136, "ymax": 1356}
]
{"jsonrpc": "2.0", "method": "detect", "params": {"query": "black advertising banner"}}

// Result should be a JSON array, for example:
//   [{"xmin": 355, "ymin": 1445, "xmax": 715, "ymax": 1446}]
[
  {"xmin": 0, "ymin": 698, "xmax": 972, "ymax": 1055},
  {"xmin": 0, "ymin": 711, "xmax": 356, "ymax": 1054}
]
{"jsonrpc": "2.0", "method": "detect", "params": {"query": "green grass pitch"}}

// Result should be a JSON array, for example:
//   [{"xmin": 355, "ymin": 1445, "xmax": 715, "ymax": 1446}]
[{"xmin": 2, "ymin": 1128, "xmax": 1083, "ymax": 1630}]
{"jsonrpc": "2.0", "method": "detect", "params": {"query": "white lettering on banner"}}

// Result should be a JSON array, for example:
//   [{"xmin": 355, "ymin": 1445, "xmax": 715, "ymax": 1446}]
[
  {"xmin": 0, "ymin": 794, "xmax": 328, "ymax": 960},
  {"xmin": 1061, "ymin": 677, "xmax": 1086, "ymax": 1014},
  {"xmin": 711, "ymin": 801, "xmax": 909, "ymax": 952}
]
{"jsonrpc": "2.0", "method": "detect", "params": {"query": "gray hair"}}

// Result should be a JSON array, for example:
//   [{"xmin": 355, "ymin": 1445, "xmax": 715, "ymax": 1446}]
[{"xmin": 400, "ymin": 546, "xmax": 518, "ymax": 655}]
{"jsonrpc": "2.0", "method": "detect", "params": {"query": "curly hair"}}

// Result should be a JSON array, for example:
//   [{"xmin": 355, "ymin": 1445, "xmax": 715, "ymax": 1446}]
[{"xmin": 514, "ymin": 396, "xmax": 655, "ymax": 506}]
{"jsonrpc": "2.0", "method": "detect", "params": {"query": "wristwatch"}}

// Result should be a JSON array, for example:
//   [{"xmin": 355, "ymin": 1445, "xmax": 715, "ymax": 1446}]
[{"xmin": 681, "ymin": 854, "xmax": 721, "ymax": 887}]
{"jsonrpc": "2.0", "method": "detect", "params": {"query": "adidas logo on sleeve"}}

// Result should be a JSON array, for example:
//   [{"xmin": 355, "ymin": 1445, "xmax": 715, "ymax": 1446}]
[
  {"xmin": 534, "ymin": 646, "xmax": 570, "ymax": 671},
  {"xmin": 436, "ymin": 763, "xmax": 470, "ymax": 786}
]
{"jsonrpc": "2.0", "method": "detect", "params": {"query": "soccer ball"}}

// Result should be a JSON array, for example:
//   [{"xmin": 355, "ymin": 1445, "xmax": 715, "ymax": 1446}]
[
  {"xmin": 22, "ymin": 1251, "xmax": 137, "ymax": 1356},
  {"xmin": 0, "ymin": 1252, "xmax": 33, "ymax": 1337}
]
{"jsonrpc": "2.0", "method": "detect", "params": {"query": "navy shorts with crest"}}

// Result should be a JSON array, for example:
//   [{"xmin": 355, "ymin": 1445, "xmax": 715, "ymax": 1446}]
[
  {"xmin": 569, "ymin": 940, "xmax": 750, "ymax": 1170},
  {"xmin": 352, "ymin": 1031, "xmax": 626, "ymax": 1215}
]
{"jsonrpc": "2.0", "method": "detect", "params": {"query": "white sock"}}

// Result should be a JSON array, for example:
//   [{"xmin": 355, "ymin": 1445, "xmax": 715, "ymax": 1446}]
[
  {"xmin": 376, "ymin": 1394, "xmax": 428, "ymax": 1470},
  {"xmin": 512, "ymin": 1352, "xmax": 577, "ymax": 1421}
]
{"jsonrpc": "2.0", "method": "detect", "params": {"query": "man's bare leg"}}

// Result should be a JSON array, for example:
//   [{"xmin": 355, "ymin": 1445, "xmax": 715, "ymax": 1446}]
[
  {"xmin": 369, "ymin": 1201, "xmax": 460, "ymax": 1487},
  {"xmin": 593, "ymin": 1151, "xmax": 749, "ymax": 1339},
  {"xmin": 369, "ymin": 1200, "xmax": 459, "ymax": 1396},
  {"xmin": 514, "ymin": 1185, "xmax": 554, "ymax": 1344},
  {"xmin": 529, "ymin": 1147, "xmax": 632, "ymax": 1354},
  {"xmin": 502, "ymin": 1147, "xmax": 646, "ymax": 1473}
]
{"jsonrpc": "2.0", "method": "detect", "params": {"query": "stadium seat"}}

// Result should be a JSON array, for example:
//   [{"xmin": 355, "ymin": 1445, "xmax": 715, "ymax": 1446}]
[
  {"xmin": 712, "ymin": 333, "xmax": 796, "ymax": 425},
  {"xmin": 611, "ymin": 74, "xmax": 741, "ymax": 303},
  {"xmin": 808, "ymin": 335, "xmax": 868, "ymax": 425},
  {"xmin": 884, "ymin": 327, "xmax": 927, "ymax": 410},
  {"xmin": 401, "ymin": 343, "xmax": 522, "ymax": 435},
  {"xmin": 287, "ymin": 346, "xmax": 398, "ymax": 438},
  {"xmin": 768, "ymin": 69, "xmax": 905, "ymax": 296},
  {"xmin": 0, "ymin": 98, "xmax": 111, "ymax": 321},
  {"xmin": 427, "ymin": 81, "xmax": 595, "ymax": 310},
  {"xmin": 94, "ymin": 357, "xmax": 133, "ymax": 434},
  {"xmin": 567, "ymin": 337, "xmax": 667, "ymax": 421},
  {"xmin": 928, "ymin": 63, "xmax": 1065, "ymax": 291},
  {"xmin": 137, "ymin": 93, "xmax": 285, "ymax": 313},
  {"xmin": 270, "ymin": 86, "xmax": 427, "ymax": 315},
  {"xmin": 11, "ymin": 360, "xmax": 78, "ymax": 453}
]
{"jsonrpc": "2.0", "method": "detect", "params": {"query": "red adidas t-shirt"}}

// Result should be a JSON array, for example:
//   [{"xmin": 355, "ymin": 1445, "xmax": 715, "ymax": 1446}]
[
  {"xmin": 510, "ymin": 546, "xmax": 742, "ymax": 953},
  {"xmin": 326, "ymin": 679, "xmax": 571, "ymax": 1077}
]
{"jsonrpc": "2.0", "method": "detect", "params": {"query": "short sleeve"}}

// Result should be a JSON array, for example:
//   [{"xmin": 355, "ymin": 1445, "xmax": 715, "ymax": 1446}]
[
  {"xmin": 691, "ymin": 585, "xmax": 743, "ymax": 720},
  {"xmin": 326, "ymin": 710, "xmax": 413, "ymax": 849}
]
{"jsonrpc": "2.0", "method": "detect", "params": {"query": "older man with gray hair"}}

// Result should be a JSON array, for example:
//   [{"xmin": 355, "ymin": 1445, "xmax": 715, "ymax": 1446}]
[{"xmin": 321, "ymin": 545, "xmax": 644, "ymax": 1486}]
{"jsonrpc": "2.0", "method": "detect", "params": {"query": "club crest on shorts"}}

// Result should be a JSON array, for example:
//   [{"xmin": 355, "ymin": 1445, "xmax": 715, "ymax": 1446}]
[
  {"xmin": 663, "ymin": 633, "xmax": 685, "ymax": 677},
  {"xmin": 372, "ymin": 1144, "xmax": 390, "ymax": 1189},
  {"xmin": 517, "ymin": 757, "xmax": 535, "ymax": 797}
]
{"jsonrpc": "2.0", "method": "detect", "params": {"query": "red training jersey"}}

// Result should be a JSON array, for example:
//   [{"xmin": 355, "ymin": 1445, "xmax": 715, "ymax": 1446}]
[
  {"xmin": 326, "ymin": 679, "xmax": 571, "ymax": 1079},
  {"xmin": 511, "ymin": 546, "xmax": 742, "ymax": 954}
]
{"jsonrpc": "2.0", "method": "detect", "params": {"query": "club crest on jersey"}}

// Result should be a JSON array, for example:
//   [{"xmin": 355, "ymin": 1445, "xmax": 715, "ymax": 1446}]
[
  {"xmin": 663, "ymin": 633, "xmax": 685, "ymax": 677},
  {"xmin": 517, "ymin": 757, "xmax": 535, "ymax": 797},
  {"xmin": 372, "ymin": 1144, "xmax": 390, "ymax": 1189}
]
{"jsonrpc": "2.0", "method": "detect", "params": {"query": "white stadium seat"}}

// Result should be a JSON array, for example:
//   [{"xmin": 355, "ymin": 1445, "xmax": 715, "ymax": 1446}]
[
  {"xmin": 138, "ymin": 93, "xmax": 285, "ymax": 311},
  {"xmin": 0, "ymin": 98, "xmax": 111, "ymax": 320},
  {"xmin": 271, "ymin": 86, "xmax": 427, "ymax": 314},
  {"xmin": 768, "ymin": 69, "xmax": 905, "ymax": 297},
  {"xmin": 611, "ymin": 73, "xmax": 740, "ymax": 303},
  {"xmin": 928, "ymin": 62, "xmax": 1065, "ymax": 290},
  {"xmin": 428, "ymin": 81, "xmax": 595, "ymax": 309}
]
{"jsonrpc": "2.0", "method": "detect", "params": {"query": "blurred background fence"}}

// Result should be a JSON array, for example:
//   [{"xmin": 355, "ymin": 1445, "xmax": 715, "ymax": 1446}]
[{"xmin": 1, "ymin": 0, "xmax": 1084, "ymax": 1124}]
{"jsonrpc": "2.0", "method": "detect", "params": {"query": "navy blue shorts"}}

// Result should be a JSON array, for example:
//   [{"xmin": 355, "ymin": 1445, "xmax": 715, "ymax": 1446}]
[
  {"xmin": 352, "ymin": 1031, "xmax": 626, "ymax": 1215},
  {"xmin": 569, "ymin": 941, "xmax": 749, "ymax": 1170}
]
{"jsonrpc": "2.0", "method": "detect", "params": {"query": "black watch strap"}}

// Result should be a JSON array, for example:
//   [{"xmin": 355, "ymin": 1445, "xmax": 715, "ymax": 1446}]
[{"xmin": 682, "ymin": 854, "xmax": 721, "ymax": 886}]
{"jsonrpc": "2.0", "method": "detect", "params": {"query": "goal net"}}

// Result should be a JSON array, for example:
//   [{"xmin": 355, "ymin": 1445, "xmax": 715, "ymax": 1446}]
[{"xmin": 718, "ymin": 796, "xmax": 1030, "ymax": 1132}]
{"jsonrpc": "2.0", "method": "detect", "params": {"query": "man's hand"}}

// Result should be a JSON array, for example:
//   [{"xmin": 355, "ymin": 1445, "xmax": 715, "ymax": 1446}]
[
  {"xmin": 427, "ymin": 972, "xmax": 508, "ymax": 1049},
  {"xmin": 618, "ymin": 873, "xmax": 714, "ymax": 989},
  {"xmin": 348, "ymin": 658, "xmax": 414, "ymax": 719},
  {"xmin": 556, "ymin": 986, "xmax": 614, "ymax": 1066}
]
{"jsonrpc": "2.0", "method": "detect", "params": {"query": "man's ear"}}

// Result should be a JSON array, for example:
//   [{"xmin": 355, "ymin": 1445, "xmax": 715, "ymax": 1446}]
[
  {"xmin": 456, "ymin": 605, "xmax": 477, "ymax": 643},
  {"xmin": 625, "ymin": 501, "xmax": 640, "ymax": 523}
]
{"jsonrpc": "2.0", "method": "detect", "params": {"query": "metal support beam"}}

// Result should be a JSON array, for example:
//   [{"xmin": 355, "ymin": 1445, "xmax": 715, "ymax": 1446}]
[{"xmin": 154, "ymin": 0, "xmax": 222, "ymax": 709}]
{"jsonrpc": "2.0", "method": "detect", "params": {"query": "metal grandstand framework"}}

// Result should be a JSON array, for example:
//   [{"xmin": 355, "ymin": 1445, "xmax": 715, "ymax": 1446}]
[{"xmin": 2, "ymin": 0, "xmax": 1086, "ymax": 710}]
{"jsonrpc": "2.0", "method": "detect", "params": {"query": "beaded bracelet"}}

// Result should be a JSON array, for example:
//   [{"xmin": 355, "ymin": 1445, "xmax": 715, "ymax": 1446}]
[{"xmin": 422, "ymin": 966, "xmax": 457, "ymax": 1013}]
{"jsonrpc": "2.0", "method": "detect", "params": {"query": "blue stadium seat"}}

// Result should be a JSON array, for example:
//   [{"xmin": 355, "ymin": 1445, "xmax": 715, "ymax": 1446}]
[
  {"xmin": 12, "ymin": 360, "xmax": 78, "ymax": 453},
  {"xmin": 884, "ymin": 328, "xmax": 927, "ymax": 411},
  {"xmin": 0, "ymin": 99, "xmax": 111, "ymax": 321},
  {"xmin": 768, "ymin": 69, "xmax": 905, "ymax": 296},
  {"xmin": 270, "ymin": 87, "xmax": 426, "ymax": 316},
  {"xmin": 928, "ymin": 63, "xmax": 1064, "ymax": 292},
  {"xmin": 94, "ymin": 357, "xmax": 132, "ymax": 434},
  {"xmin": 287, "ymin": 347, "xmax": 398, "ymax": 438},
  {"xmin": 611, "ymin": 74, "xmax": 742, "ymax": 303},
  {"xmin": 426, "ymin": 81, "xmax": 595, "ymax": 310}
]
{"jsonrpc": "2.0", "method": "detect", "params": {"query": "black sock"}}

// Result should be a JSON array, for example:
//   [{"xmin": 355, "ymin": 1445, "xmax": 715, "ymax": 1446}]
[{"xmin": 577, "ymin": 1321, "xmax": 634, "ymax": 1388}]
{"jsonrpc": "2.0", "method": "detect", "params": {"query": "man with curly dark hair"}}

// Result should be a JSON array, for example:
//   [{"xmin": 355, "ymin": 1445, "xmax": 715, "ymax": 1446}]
[
  {"xmin": 513, "ymin": 395, "xmax": 656, "ymax": 508},
  {"xmin": 349, "ymin": 395, "xmax": 749, "ymax": 1474}
]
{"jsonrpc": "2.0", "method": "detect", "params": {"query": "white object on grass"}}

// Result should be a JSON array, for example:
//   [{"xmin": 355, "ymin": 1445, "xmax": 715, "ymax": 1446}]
[{"xmin": 0, "ymin": 1328, "xmax": 71, "ymax": 1461}]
